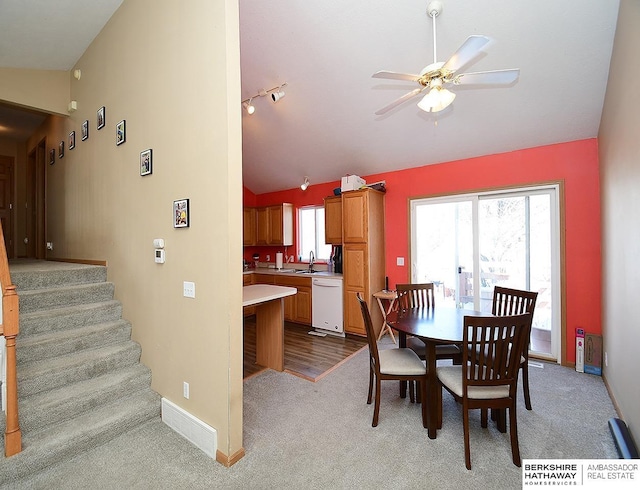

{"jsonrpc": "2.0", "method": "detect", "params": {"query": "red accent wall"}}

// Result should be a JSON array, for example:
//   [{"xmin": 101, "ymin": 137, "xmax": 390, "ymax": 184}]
[{"xmin": 244, "ymin": 139, "xmax": 601, "ymax": 363}]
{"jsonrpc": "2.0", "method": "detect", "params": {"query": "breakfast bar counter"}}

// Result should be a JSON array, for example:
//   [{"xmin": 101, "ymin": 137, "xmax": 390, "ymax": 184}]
[{"xmin": 243, "ymin": 284, "xmax": 297, "ymax": 371}]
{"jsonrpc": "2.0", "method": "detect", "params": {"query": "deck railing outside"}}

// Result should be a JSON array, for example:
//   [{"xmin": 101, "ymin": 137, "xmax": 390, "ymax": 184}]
[{"xmin": 0, "ymin": 226, "xmax": 21, "ymax": 456}]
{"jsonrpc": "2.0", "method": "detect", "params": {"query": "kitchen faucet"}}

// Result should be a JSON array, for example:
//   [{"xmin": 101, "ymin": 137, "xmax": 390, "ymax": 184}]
[{"xmin": 309, "ymin": 251, "xmax": 315, "ymax": 272}]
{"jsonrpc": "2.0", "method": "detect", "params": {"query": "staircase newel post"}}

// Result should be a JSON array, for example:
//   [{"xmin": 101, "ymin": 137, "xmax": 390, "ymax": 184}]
[{"xmin": 3, "ymin": 285, "xmax": 22, "ymax": 457}]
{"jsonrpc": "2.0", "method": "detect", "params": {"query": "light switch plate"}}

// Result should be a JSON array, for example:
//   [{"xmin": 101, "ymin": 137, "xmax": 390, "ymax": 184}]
[
  {"xmin": 397, "ymin": 257, "xmax": 405, "ymax": 266},
  {"xmin": 183, "ymin": 281, "xmax": 195, "ymax": 298}
]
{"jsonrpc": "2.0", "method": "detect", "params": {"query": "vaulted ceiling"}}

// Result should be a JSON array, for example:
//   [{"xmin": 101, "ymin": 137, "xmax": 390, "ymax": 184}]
[{"xmin": 0, "ymin": 1, "xmax": 620, "ymax": 194}]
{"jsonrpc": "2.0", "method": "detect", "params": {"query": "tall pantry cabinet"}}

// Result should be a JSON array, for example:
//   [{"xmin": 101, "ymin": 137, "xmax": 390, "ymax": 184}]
[{"xmin": 341, "ymin": 188, "xmax": 385, "ymax": 336}]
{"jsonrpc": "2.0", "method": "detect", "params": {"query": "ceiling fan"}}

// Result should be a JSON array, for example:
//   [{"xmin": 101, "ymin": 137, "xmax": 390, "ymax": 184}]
[{"xmin": 373, "ymin": 1, "xmax": 520, "ymax": 115}]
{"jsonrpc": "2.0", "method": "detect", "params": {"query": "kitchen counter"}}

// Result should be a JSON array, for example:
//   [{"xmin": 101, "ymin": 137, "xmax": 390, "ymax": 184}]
[
  {"xmin": 244, "ymin": 268, "xmax": 343, "ymax": 279},
  {"xmin": 242, "ymin": 284, "xmax": 296, "ymax": 306}
]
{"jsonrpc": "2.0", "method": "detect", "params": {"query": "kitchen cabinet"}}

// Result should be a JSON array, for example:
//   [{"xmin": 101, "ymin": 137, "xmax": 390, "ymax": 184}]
[
  {"xmin": 275, "ymin": 275, "xmax": 312, "ymax": 325},
  {"xmin": 324, "ymin": 196, "xmax": 342, "ymax": 245},
  {"xmin": 341, "ymin": 188, "xmax": 385, "ymax": 336},
  {"xmin": 256, "ymin": 204, "xmax": 293, "ymax": 246},
  {"xmin": 243, "ymin": 207, "xmax": 257, "ymax": 246}
]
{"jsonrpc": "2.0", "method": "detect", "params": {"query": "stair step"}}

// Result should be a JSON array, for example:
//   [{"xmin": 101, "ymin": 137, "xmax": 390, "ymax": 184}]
[
  {"xmin": 18, "ymin": 341, "xmax": 142, "ymax": 398},
  {"xmin": 17, "ymin": 320, "xmax": 132, "ymax": 364},
  {"xmin": 18, "ymin": 281, "xmax": 116, "ymax": 315},
  {"xmin": 0, "ymin": 390, "xmax": 161, "ymax": 482},
  {"xmin": 10, "ymin": 261, "xmax": 107, "ymax": 291},
  {"xmin": 19, "ymin": 300, "xmax": 123, "ymax": 337},
  {"xmin": 18, "ymin": 364, "xmax": 153, "ymax": 434}
]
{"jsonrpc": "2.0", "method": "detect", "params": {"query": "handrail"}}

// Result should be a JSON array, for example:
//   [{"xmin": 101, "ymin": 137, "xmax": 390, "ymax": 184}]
[{"xmin": 0, "ymin": 226, "xmax": 21, "ymax": 457}]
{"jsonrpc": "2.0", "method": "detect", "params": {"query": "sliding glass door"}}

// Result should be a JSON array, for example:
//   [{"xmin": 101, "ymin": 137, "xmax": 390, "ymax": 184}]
[{"xmin": 410, "ymin": 185, "xmax": 560, "ymax": 360}]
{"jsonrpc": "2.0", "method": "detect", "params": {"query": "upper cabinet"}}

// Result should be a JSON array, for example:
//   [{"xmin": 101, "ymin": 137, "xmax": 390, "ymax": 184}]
[
  {"xmin": 254, "ymin": 203, "xmax": 293, "ymax": 246},
  {"xmin": 243, "ymin": 207, "xmax": 257, "ymax": 246},
  {"xmin": 324, "ymin": 196, "xmax": 343, "ymax": 245}
]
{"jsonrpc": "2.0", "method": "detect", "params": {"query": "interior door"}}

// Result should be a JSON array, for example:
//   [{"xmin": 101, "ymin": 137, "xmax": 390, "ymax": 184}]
[{"xmin": 0, "ymin": 155, "xmax": 15, "ymax": 258}]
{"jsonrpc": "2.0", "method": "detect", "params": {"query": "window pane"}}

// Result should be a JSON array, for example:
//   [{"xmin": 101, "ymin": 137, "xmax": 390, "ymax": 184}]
[{"xmin": 299, "ymin": 207, "xmax": 332, "ymax": 262}]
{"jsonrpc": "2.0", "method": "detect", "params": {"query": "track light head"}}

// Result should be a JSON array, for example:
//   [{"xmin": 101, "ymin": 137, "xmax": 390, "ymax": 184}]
[
  {"xmin": 271, "ymin": 90, "xmax": 285, "ymax": 103},
  {"xmin": 243, "ymin": 100, "xmax": 255, "ymax": 115},
  {"xmin": 300, "ymin": 177, "xmax": 310, "ymax": 191}
]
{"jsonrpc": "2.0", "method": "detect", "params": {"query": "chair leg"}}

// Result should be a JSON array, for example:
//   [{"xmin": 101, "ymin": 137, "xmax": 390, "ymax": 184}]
[
  {"xmin": 367, "ymin": 367, "xmax": 374, "ymax": 405},
  {"xmin": 509, "ymin": 405, "xmax": 522, "ymax": 467},
  {"xmin": 463, "ymin": 404, "xmax": 472, "ymax": 470},
  {"xmin": 522, "ymin": 362, "xmax": 532, "ymax": 410},
  {"xmin": 372, "ymin": 377, "xmax": 381, "ymax": 427},
  {"xmin": 420, "ymin": 378, "xmax": 428, "ymax": 428},
  {"xmin": 481, "ymin": 408, "xmax": 488, "ymax": 428},
  {"xmin": 409, "ymin": 380, "xmax": 415, "ymax": 403}
]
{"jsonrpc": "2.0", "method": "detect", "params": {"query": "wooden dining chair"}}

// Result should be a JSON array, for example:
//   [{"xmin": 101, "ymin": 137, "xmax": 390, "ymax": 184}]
[
  {"xmin": 356, "ymin": 293, "xmax": 427, "ymax": 427},
  {"xmin": 436, "ymin": 313, "xmax": 531, "ymax": 469},
  {"xmin": 396, "ymin": 283, "xmax": 462, "ymax": 365},
  {"xmin": 492, "ymin": 286, "xmax": 538, "ymax": 410}
]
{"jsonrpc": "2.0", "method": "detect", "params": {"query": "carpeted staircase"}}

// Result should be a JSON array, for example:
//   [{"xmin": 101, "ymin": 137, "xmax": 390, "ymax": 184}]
[{"xmin": 0, "ymin": 261, "xmax": 160, "ymax": 481}]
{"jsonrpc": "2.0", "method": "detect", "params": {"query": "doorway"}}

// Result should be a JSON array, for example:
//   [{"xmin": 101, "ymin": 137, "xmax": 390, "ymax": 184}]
[
  {"xmin": 0, "ymin": 155, "xmax": 15, "ymax": 258},
  {"xmin": 26, "ymin": 138, "xmax": 47, "ymax": 259},
  {"xmin": 410, "ymin": 184, "xmax": 561, "ymax": 362}
]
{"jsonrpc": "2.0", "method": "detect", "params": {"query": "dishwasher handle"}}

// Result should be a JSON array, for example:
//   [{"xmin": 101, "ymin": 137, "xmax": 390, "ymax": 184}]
[{"xmin": 313, "ymin": 278, "xmax": 342, "ymax": 287}]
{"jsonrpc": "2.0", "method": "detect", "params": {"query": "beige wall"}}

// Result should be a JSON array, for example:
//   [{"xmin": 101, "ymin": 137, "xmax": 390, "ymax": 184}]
[
  {"xmin": 599, "ymin": 0, "xmax": 640, "ymax": 438},
  {"xmin": 0, "ymin": 68, "xmax": 69, "ymax": 116},
  {"xmin": 23, "ymin": 0, "xmax": 244, "ymax": 460}
]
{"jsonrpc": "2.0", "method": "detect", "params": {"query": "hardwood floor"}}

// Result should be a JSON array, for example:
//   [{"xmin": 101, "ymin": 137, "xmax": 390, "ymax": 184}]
[{"xmin": 243, "ymin": 317, "xmax": 367, "ymax": 381}]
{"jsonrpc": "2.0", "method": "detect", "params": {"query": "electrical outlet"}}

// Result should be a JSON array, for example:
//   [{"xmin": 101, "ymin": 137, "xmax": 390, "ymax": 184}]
[
  {"xmin": 266, "ymin": 254, "xmax": 270, "ymax": 261},
  {"xmin": 46, "ymin": 242, "xmax": 54, "ymax": 251},
  {"xmin": 183, "ymin": 281, "xmax": 195, "ymax": 298},
  {"xmin": 183, "ymin": 381, "xmax": 190, "ymax": 399},
  {"xmin": 604, "ymin": 352, "xmax": 608, "ymax": 367}
]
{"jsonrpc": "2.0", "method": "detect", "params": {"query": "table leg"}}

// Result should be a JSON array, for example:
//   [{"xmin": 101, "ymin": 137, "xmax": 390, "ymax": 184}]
[{"xmin": 426, "ymin": 341, "xmax": 438, "ymax": 439}]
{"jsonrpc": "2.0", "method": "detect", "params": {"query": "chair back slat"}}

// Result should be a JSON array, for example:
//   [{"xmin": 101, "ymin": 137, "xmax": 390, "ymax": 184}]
[
  {"xmin": 492, "ymin": 286, "xmax": 538, "ymax": 317},
  {"xmin": 397, "ymin": 283, "xmax": 435, "ymax": 310},
  {"xmin": 462, "ymin": 314, "xmax": 530, "ymax": 390}
]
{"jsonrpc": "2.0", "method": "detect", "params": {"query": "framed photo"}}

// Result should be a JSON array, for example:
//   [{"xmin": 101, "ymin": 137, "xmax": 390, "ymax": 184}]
[
  {"xmin": 81, "ymin": 120, "xmax": 89, "ymax": 141},
  {"xmin": 116, "ymin": 120, "xmax": 126, "ymax": 146},
  {"xmin": 173, "ymin": 199, "xmax": 190, "ymax": 228},
  {"xmin": 59, "ymin": 141, "xmax": 64, "ymax": 159},
  {"xmin": 97, "ymin": 106, "xmax": 105, "ymax": 130},
  {"xmin": 140, "ymin": 149, "xmax": 152, "ymax": 176},
  {"xmin": 68, "ymin": 131, "xmax": 76, "ymax": 150},
  {"xmin": 49, "ymin": 148, "xmax": 55, "ymax": 165}
]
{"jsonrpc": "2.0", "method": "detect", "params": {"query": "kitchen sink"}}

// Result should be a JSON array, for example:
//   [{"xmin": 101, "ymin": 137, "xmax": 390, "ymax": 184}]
[{"xmin": 295, "ymin": 269, "xmax": 317, "ymax": 274}]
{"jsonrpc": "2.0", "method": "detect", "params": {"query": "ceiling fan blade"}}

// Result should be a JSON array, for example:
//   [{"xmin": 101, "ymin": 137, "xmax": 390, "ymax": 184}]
[
  {"xmin": 441, "ymin": 35, "xmax": 492, "ymax": 73},
  {"xmin": 452, "ymin": 69, "xmax": 520, "ymax": 85},
  {"xmin": 375, "ymin": 87, "xmax": 425, "ymax": 115},
  {"xmin": 372, "ymin": 70, "xmax": 421, "ymax": 82}
]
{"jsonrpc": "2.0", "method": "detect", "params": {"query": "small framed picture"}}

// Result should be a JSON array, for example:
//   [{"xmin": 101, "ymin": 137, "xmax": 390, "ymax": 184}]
[
  {"xmin": 59, "ymin": 141, "xmax": 64, "ymax": 159},
  {"xmin": 68, "ymin": 131, "xmax": 76, "ymax": 150},
  {"xmin": 81, "ymin": 120, "xmax": 89, "ymax": 141},
  {"xmin": 49, "ymin": 148, "xmax": 55, "ymax": 165},
  {"xmin": 140, "ymin": 149, "xmax": 152, "ymax": 176},
  {"xmin": 97, "ymin": 106, "xmax": 105, "ymax": 130},
  {"xmin": 116, "ymin": 120, "xmax": 126, "ymax": 146},
  {"xmin": 173, "ymin": 199, "xmax": 190, "ymax": 228}
]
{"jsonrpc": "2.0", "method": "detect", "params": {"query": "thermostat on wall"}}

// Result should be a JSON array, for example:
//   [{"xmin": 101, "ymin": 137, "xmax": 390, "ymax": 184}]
[{"xmin": 155, "ymin": 249, "xmax": 165, "ymax": 264}]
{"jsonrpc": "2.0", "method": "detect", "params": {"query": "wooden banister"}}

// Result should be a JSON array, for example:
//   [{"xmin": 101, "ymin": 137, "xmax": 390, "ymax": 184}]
[{"xmin": 0, "ymin": 226, "xmax": 21, "ymax": 457}]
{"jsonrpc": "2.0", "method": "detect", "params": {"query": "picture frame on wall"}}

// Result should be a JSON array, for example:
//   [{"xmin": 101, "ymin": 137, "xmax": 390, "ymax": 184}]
[
  {"xmin": 68, "ymin": 131, "xmax": 75, "ymax": 150},
  {"xmin": 59, "ymin": 141, "xmax": 64, "ymax": 159},
  {"xmin": 116, "ymin": 120, "xmax": 126, "ymax": 146},
  {"xmin": 140, "ymin": 149, "xmax": 152, "ymax": 176},
  {"xmin": 173, "ymin": 199, "xmax": 190, "ymax": 228},
  {"xmin": 49, "ymin": 148, "xmax": 55, "ymax": 165},
  {"xmin": 97, "ymin": 106, "xmax": 105, "ymax": 130},
  {"xmin": 82, "ymin": 120, "xmax": 89, "ymax": 141}
]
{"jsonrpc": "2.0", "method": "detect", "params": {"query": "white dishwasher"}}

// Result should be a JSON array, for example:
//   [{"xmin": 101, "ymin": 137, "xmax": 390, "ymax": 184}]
[{"xmin": 311, "ymin": 277, "xmax": 344, "ymax": 337}]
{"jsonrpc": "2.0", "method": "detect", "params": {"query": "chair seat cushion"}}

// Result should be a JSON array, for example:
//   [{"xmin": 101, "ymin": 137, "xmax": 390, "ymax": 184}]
[
  {"xmin": 436, "ymin": 365, "xmax": 510, "ymax": 399},
  {"xmin": 379, "ymin": 348, "xmax": 426, "ymax": 375}
]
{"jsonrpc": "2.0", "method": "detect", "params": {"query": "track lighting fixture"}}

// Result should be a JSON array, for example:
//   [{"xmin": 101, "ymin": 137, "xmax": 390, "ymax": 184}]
[
  {"xmin": 242, "ymin": 99, "xmax": 255, "ymax": 115},
  {"xmin": 300, "ymin": 176, "xmax": 310, "ymax": 191},
  {"xmin": 241, "ymin": 82, "xmax": 287, "ymax": 115}
]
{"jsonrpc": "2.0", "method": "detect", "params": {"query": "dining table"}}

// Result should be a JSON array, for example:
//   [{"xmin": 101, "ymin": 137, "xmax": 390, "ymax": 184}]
[{"xmin": 386, "ymin": 306, "xmax": 491, "ymax": 439}]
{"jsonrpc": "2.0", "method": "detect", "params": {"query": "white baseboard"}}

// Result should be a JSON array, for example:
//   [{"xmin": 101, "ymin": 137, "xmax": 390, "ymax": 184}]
[{"xmin": 161, "ymin": 398, "xmax": 217, "ymax": 458}]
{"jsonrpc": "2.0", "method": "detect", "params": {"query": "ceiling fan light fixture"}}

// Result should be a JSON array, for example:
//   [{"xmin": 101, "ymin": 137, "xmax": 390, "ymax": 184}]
[{"xmin": 417, "ymin": 86, "xmax": 456, "ymax": 113}]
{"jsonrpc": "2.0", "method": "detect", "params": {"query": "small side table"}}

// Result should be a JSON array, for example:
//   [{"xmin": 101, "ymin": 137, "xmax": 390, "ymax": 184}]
[{"xmin": 373, "ymin": 290, "xmax": 398, "ymax": 343}]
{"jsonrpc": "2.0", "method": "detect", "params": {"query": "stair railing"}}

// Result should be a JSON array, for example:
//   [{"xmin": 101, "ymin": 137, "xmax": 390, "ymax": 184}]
[{"xmin": 0, "ymin": 226, "xmax": 21, "ymax": 457}]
